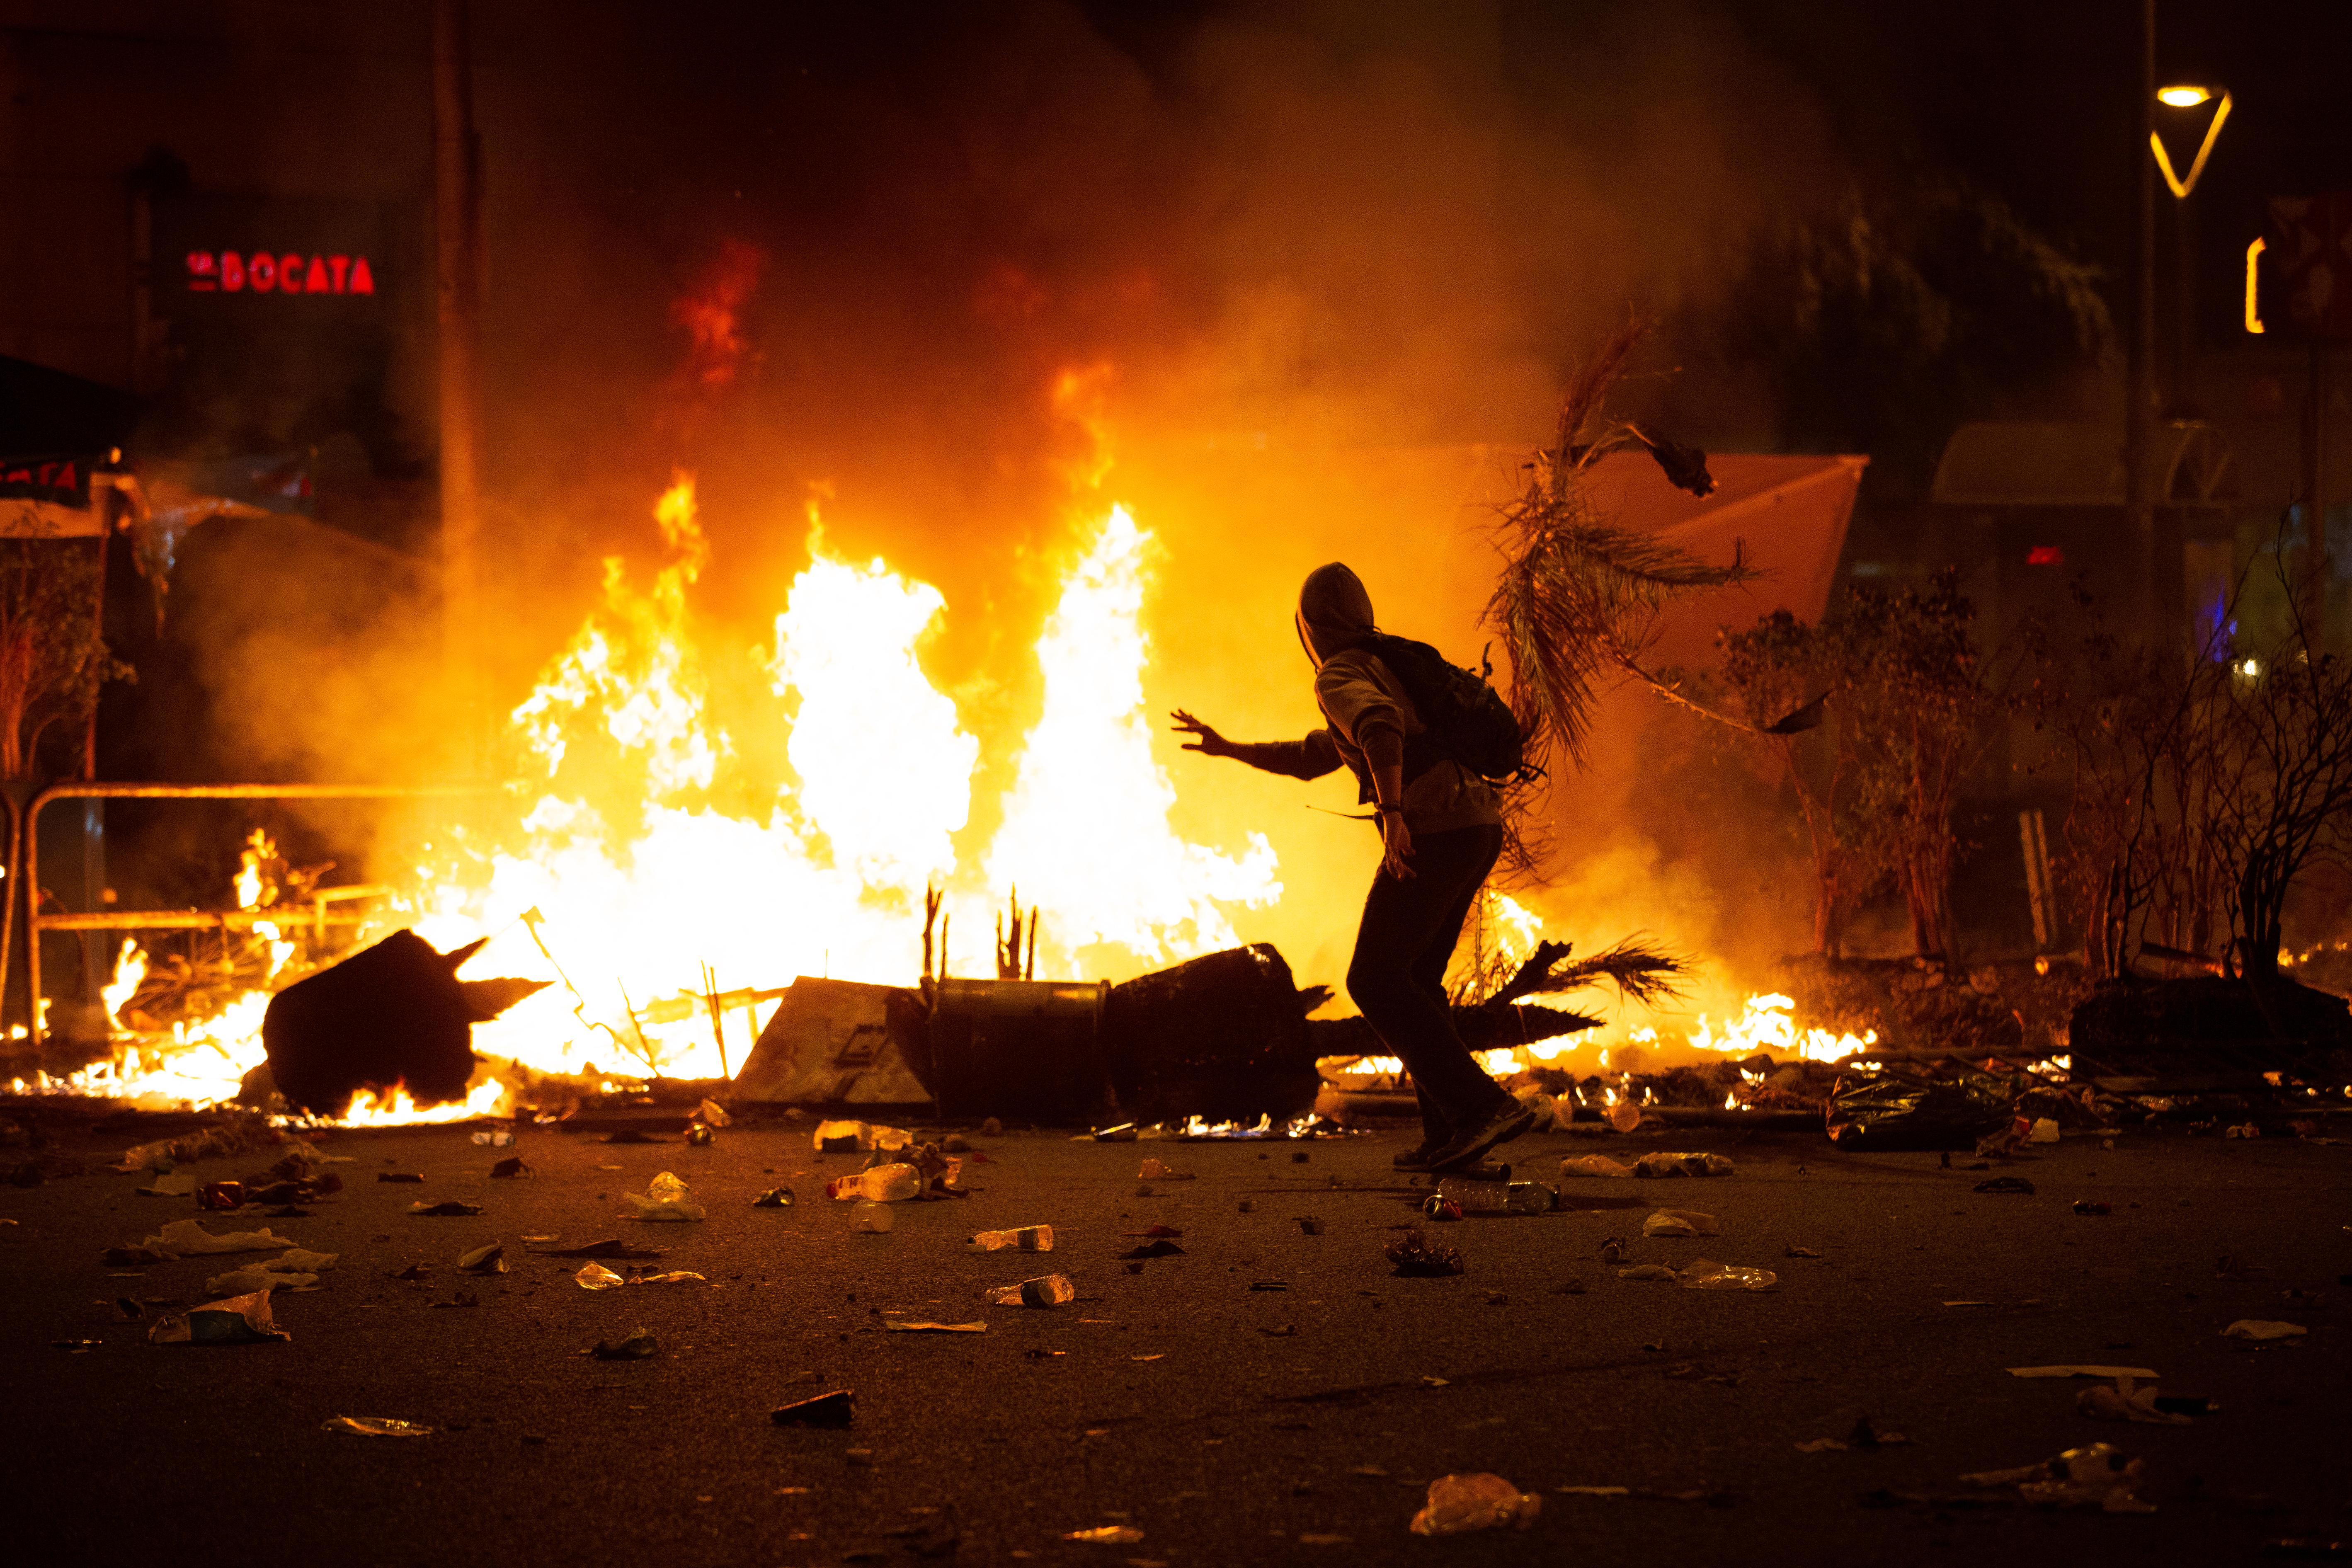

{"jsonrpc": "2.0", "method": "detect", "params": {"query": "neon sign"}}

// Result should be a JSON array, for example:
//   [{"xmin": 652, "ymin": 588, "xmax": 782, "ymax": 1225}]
[{"xmin": 184, "ymin": 251, "xmax": 376, "ymax": 295}]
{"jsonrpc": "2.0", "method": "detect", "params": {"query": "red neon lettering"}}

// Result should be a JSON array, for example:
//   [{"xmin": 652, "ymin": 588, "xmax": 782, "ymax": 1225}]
[
  {"xmin": 44, "ymin": 460, "xmax": 76, "ymax": 490},
  {"xmin": 249, "ymin": 252, "xmax": 275, "ymax": 291},
  {"xmin": 221, "ymin": 251, "xmax": 246, "ymax": 291},
  {"xmin": 2027, "ymin": 545, "xmax": 2064, "ymax": 566},
  {"xmin": 328, "ymin": 254, "xmax": 350, "ymax": 293},
  {"xmin": 185, "ymin": 251, "xmax": 218, "ymax": 291},
  {"xmin": 304, "ymin": 254, "xmax": 330, "ymax": 293},
  {"xmin": 281, "ymin": 254, "xmax": 304, "ymax": 295},
  {"xmin": 347, "ymin": 256, "xmax": 375, "ymax": 294}
]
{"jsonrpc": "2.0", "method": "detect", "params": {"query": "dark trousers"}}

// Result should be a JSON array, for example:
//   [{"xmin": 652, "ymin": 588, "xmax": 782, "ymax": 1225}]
[{"xmin": 1344, "ymin": 822, "xmax": 1508, "ymax": 1140}]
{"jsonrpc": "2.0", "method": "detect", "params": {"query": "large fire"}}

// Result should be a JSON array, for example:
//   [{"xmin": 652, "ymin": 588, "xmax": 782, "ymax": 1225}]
[{"xmin": 31, "ymin": 467, "xmax": 1867, "ymax": 1121}]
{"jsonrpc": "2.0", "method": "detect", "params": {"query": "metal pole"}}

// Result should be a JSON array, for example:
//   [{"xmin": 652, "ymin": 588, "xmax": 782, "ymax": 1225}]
[
  {"xmin": 434, "ymin": 0, "xmax": 485, "ymax": 774},
  {"xmin": 2125, "ymin": 0, "xmax": 2159, "ymax": 633},
  {"xmin": 2314, "ymin": 340, "xmax": 2333, "ymax": 635}
]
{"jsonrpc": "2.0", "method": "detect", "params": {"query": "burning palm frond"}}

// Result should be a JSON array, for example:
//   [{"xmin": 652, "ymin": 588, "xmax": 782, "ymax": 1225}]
[
  {"xmin": 1484, "ymin": 315, "xmax": 1753, "ymax": 777},
  {"xmin": 1484, "ymin": 935, "xmax": 1690, "ymax": 1010}
]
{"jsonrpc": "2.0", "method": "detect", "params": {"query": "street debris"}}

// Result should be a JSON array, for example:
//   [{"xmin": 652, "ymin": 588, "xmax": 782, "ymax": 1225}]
[
  {"xmin": 1063, "ymin": 1525, "xmax": 1144, "ymax": 1544},
  {"xmin": 432, "ymin": 1291, "xmax": 479, "ymax": 1309},
  {"xmin": 138, "ymin": 1172, "xmax": 198, "ymax": 1197},
  {"xmin": 457, "ymin": 1243, "xmax": 506, "ymax": 1274},
  {"xmin": 1958, "ymin": 1442, "xmax": 2152, "ymax": 1511},
  {"xmin": 148, "ymin": 1289, "xmax": 288, "ymax": 1345},
  {"xmin": 590, "ymin": 1328, "xmax": 658, "ymax": 1360},
  {"xmin": 2072, "ymin": 1200, "xmax": 2112, "ymax": 1215},
  {"xmin": 1297, "ymin": 1217, "xmax": 1325, "ymax": 1235},
  {"xmin": 1137, "ymin": 1158, "xmax": 1193, "ymax": 1180},
  {"xmin": 1120, "ymin": 1239, "xmax": 1184, "ymax": 1259},
  {"xmin": 1560, "ymin": 1154, "xmax": 1634, "ymax": 1178},
  {"xmin": 828, "ymin": 1164, "xmax": 919, "ymax": 1202},
  {"xmin": 620, "ymin": 1172, "xmax": 706, "ymax": 1221},
  {"xmin": 409, "ymin": 1201, "xmax": 483, "ymax": 1217},
  {"xmin": 851, "ymin": 1201, "xmax": 893, "ymax": 1232},
  {"xmin": 771, "ymin": 1390, "xmax": 855, "ymax": 1427},
  {"xmin": 1386, "ymin": 1229, "xmax": 1465, "ymax": 1277},
  {"xmin": 814, "ymin": 1120, "xmax": 910, "ymax": 1154},
  {"xmin": 2222, "ymin": 1320, "xmax": 2308, "ymax": 1342},
  {"xmin": 203, "ymin": 1262, "xmax": 322, "ymax": 1295},
  {"xmin": 752, "ymin": 1188, "xmax": 796, "ymax": 1208},
  {"xmin": 322, "ymin": 1416, "xmax": 433, "ymax": 1436},
  {"xmin": 471, "ymin": 1128, "xmax": 516, "ymax": 1146},
  {"xmin": 988, "ymin": 1274, "xmax": 1076, "ymax": 1307},
  {"xmin": 1249, "ymin": 1282, "xmax": 1289, "ymax": 1292},
  {"xmin": 1827, "ymin": 1064, "xmax": 2015, "ymax": 1151},
  {"xmin": 575, "ymin": 1263, "xmax": 624, "ymax": 1290},
  {"xmin": 884, "ymin": 1320, "xmax": 986, "ymax": 1333},
  {"xmin": 136, "ymin": 1219, "xmax": 294, "ymax": 1257},
  {"xmin": 1608, "ymin": 1101, "xmax": 1644, "ymax": 1133},
  {"xmin": 490, "ymin": 1157, "xmax": 532, "ymax": 1179},
  {"xmin": 1974, "ymin": 1177, "xmax": 2036, "ymax": 1195},
  {"xmin": 1409, "ymin": 1473, "xmax": 1542, "ymax": 1535},
  {"xmin": 378, "ymin": 1173, "xmax": 424, "ymax": 1183},
  {"xmin": 2076, "ymin": 1375, "xmax": 2209, "ymax": 1424},
  {"xmin": 1642, "ymin": 1209, "xmax": 1720, "ymax": 1237},
  {"xmin": 1432, "ymin": 1176, "xmax": 1557, "ymax": 1215},
  {"xmin": 972, "ymin": 1225, "xmax": 1053, "ymax": 1251},
  {"xmin": 2008, "ymin": 1365, "xmax": 2159, "ymax": 1379},
  {"xmin": 198, "ymin": 1181, "xmax": 243, "ymax": 1210},
  {"xmin": 1636, "ymin": 1151, "xmax": 1736, "ymax": 1178},
  {"xmin": 1785, "ymin": 1246, "xmax": 1823, "ymax": 1258},
  {"xmin": 1796, "ymin": 1415, "xmax": 1911, "ymax": 1452},
  {"xmin": 1621, "ymin": 1258, "xmax": 1780, "ymax": 1291},
  {"xmin": 534, "ymin": 1239, "xmax": 664, "ymax": 1259}
]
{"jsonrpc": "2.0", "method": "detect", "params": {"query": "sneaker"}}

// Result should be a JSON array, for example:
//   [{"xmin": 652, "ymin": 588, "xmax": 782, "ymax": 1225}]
[
  {"xmin": 1429, "ymin": 1102, "xmax": 1539, "ymax": 1172},
  {"xmin": 1393, "ymin": 1136, "xmax": 1452, "ymax": 1173}
]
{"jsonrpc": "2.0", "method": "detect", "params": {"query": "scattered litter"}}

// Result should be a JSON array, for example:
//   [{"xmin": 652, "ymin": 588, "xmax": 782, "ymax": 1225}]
[
  {"xmin": 203, "ymin": 1263, "xmax": 319, "ymax": 1296},
  {"xmin": 619, "ymin": 1172, "xmax": 706, "ymax": 1222},
  {"xmin": 521, "ymin": 1234, "xmax": 555, "ymax": 1243},
  {"xmin": 1261, "ymin": 1323, "xmax": 1297, "ymax": 1337},
  {"xmin": 1119, "ymin": 1239, "xmax": 1184, "ymax": 1260},
  {"xmin": 622, "ymin": 1270, "xmax": 707, "ymax": 1287},
  {"xmin": 2008, "ymin": 1365, "xmax": 2160, "ymax": 1380},
  {"xmin": 1621, "ymin": 1259, "xmax": 1780, "ymax": 1291},
  {"xmin": 972, "ymin": 1226, "xmax": 1053, "ymax": 1251},
  {"xmin": 490, "ymin": 1157, "xmax": 532, "ymax": 1179},
  {"xmin": 2222, "ymin": 1320, "xmax": 2308, "ymax": 1342},
  {"xmin": 987, "ymin": 1274, "xmax": 1076, "ymax": 1307},
  {"xmin": 1974, "ymin": 1177, "xmax": 2037, "ymax": 1195},
  {"xmin": 1125, "ymin": 1225, "xmax": 1181, "ymax": 1238},
  {"xmin": 1063, "ymin": 1525, "xmax": 1144, "ymax": 1544},
  {"xmin": 601, "ymin": 1130, "xmax": 664, "ymax": 1144},
  {"xmin": 138, "ymin": 1172, "xmax": 199, "ymax": 1197},
  {"xmin": 2072, "ymin": 1200, "xmax": 2112, "ymax": 1216},
  {"xmin": 1249, "ymin": 1282, "xmax": 1288, "ymax": 1292},
  {"xmin": 390, "ymin": 1264, "xmax": 430, "ymax": 1281},
  {"xmin": 591, "ymin": 1328, "xmax": 657, "ymax": 1360},
  {"xmin": 148, "ymin": 1290, "xmax": 288, "ymax": 1345},
  {"xmin": 1635, "ymin": 1152, "xmax": 1735, "ymax": 1178},
  {"xmin": 53, "ymin": 1338, "xmax": 101, "ymax": 1351},
  {"xmin": 827, "ymin": 1164, "xmax": 919, "ymax": 1203},
  {"xmin": 410, "ymin": 1202, "xmax": 483, "ymax": 1217},
  {"xmin": 1137, "ymin": 1158, "xmax": 1193, "ymax": 1181},
  {"xmin": 470, "ymin": 1129, "xmax": 516, "ymax": 1147},
  {"xmin": 1958, "ymin": 1442, "xmax": 2151, "ymax": 1511},
  {"xmin": 1796, "ymin": 1416, "xmax": 1910, "ymax": 1452},
  {"xmin": 1409, "ymin": 1473, "xmax": 1542, "ymax": 1535},
  {"xmin": 534, "ymin": 1239, "xmax": 664, "ymax": 1259},
  {"xmin": 813, "ymin": 1120, "xmax": 909, "ymax": 1154},
  {"xmin": 432, "ymin": 1291, "xmax": 479, "ymax": 1309},
  {"xmin": 884, "ymin": 1320, "xmax": 985, "ymax": 1333},
  {"xmin": 1786, "ymin": 1246, "xmax": 1823, "ymax": 1259},
  {"xmin": 1826, "ymin": 1066, "xmax": 2013, "ymax": 1151},
  {"xmin": 2076, "ymin": 1375, "xmax": 2206, "ymax": 1425},
  {"xmin": 771, "ymin": 1390, "xmax": 854, "ymax": 1427},
  {"xmin": 458, "ymin": 1243, "xmax": 506, "ymax": 1275},
  {"xmin": 851, "ymin": 1200, "xmax": 893, "ymax": 1233},
  {"xmin": 197, "ymin": 1181, "xmax": 244, "ymax": 1211},
  {"xmin": 1297, "ymin": 1217, "xmax": 1325, "ymax": 1236},
  {"xmin": 1091, "ymin": 1123, "xmax": 1139, "ymax": 1142},
  {"xmin": 1237, "ymin": 1199, "xmax": 1256, "ymax": 1213},
  {"xmin": 1608, "ymin": 1101, "xmax": 1644, "ymax": 1133},
  {"xmin": 752, "ymin": 1188, "xmax": 796, "ymax": 1209},
  {"xmin": 1643, "ymin": 1209, "xmax": 1720, "ymax": 1238},
  {"xmin": 1132, "ymin": 1354, "xmax": 1166, "ymax": 1362},
  {"xmin": 1386, "ymin": 1229, "xmax": 1464, "ymax": 1278},
  {"xmin": 1560, "ymin": 1154, "xmax": 1634, "ymax": 1179},
  {"xmin": 1433, "ymin": 1176, "xmax": 1556, "ymax": 1215},
  {"xmin": 136, "ymin": 1219, "xmax": 293, "ymax": 1258},
  {"xmin": 574, "ymin": 1263, "xmax": 625, "ymax": 1291},
  {"xmin": 378, "ymin": 1172, "xmax": 425, "ymax": 1183},
  {"xmin": 696, "ymin": 1098, "xmax": 731, "ymax": 1127},
  {"xmin": 1423, "ymin": 1197, "xmax": 1464, "ymax": 1221},
  {"xmin": 1599, "ymin": 1237, "xmax": 1627, "ymax": 1266},
  {"xmin": 323, "ymin": 1415, "xmax": 432, "ymax": 1437},
  {"xmin": 2029, "ymin": 1118, "xmax": 2062, "ymax": 1144}
]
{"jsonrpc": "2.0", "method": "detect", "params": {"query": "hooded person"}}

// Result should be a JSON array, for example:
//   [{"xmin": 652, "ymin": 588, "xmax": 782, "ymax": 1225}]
[{"xmin": 1172, "ymin": 563, "xmax": 1537, "ymax": 1173}]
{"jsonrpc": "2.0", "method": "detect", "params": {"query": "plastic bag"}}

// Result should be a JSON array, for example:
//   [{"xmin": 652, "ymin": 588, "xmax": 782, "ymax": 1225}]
[
  {"xmin": 827, "ymin": 1164, "xmax": 919, "ymax": 1203},
  {"xmin": 1634, "ymin": 1151, "xmax": 1734, "ymax": 1178},
  {"xmin": 619, "ymin": 1172, "xmax": 706, "ymax": 1222},
  {"xmin": 148, "ymin": 1289, "xmax": 288, "ymax": 1344},
  {"xmin": 1675, "ymin": 1258, "xmax": 1777, "ymax": 1291},
  {"xmin": 1642, "ymin": 1209, "xmax": 1719, "ymax": 1237},
  {"xmin": 1959, "ymin": 1442, "xmax": 2151, "ymax": 1512},
  {"xmin": 138, "ymin": 1219, "xmax": 295, "ymax": 1258},
  {"xmin": 574, "ymin": 1263, "xmax": 625, "ymax": 1290},
  {"xmin": 1559, "ymin": 1154, "xmax": 1634, "ymax": 1179},
  {"xmin": 1825, "ymin": 1065, "xmax": 2017, "ymax": 1151},
  {"xmin": 812, "ymin": 1120, "xmax": 909, "ymax": 1154},
  {"xmin": 851, "ymin": 1200, "xmax": 893, "ymax": 1233},
  {"xmin": 1409, "ymin": 1473, "xmax": 1541, "ymax": 1535}
]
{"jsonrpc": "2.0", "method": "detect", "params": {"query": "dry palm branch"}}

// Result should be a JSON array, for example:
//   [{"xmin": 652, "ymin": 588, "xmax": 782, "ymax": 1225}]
[
  {"xmin": 1457, "ymin": 934, "xmax": 1693, "ymax": 1047},
  {"xmin": 1483, "ymin": 315, "xmax": 1802, "ymax": 783}
]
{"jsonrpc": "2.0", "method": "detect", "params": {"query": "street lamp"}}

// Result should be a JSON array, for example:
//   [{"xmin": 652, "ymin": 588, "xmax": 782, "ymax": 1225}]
[{"xmin": 2151, "ymin": 85, "xmax": 2231, "ymax": 415}]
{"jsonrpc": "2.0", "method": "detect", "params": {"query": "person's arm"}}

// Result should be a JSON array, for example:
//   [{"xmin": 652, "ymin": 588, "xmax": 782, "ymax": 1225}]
[
  {"xmin": 1358, "ymin": 721, "xmax": 1414, "ymax": 879},
  {"xmin": 1170, "ymin": 712, "xmax": 1343, "ymax": 779}
]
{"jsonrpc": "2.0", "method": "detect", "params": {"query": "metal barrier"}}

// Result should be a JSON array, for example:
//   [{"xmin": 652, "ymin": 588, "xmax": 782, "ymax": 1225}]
[{"xmin": 23, "ymin": 782, "xmax": 491, "ymax": 1052}]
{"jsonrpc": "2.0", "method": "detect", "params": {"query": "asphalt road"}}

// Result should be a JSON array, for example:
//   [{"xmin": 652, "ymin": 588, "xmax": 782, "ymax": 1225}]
[{"xmin": 4, "ymin": 1112, "xmax": 2348, "ymax": 1567}]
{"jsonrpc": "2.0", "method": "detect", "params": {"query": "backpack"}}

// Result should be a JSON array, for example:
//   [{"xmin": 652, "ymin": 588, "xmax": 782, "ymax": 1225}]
[{"xmin": 1361, "ymin": 633, "xmax": 1533, "ymax": 785}]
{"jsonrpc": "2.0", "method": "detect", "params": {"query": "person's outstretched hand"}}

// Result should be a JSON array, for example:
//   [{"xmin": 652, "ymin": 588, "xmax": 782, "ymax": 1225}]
[
  {"xmin": 1169, "ymin": 710, "xmax": 1235, "ymax": 759},
  {"xmin": 1380, "ymin": 810, "xmax": 1416, "ymax": 879}
]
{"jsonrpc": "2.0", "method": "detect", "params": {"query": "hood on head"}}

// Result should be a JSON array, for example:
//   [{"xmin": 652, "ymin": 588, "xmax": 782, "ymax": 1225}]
[{"xmin": 1296, "ymin": 562, "xmax": 1375, "ymax": 666}]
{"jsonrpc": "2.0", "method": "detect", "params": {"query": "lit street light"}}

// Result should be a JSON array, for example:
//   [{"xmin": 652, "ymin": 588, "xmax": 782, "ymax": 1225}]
[{"xmin": 2151, "ymin": 84, "xmax": 2231, "ymax": 416}]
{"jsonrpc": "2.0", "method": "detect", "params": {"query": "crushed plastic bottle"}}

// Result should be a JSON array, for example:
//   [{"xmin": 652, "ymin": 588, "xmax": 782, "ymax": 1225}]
[
  {"xmin": 970, "ymin": 1225, "xmax": 1054, "ymax": 1252},
  {"xmin": 1675, "ymin": 1258, "xmax": 1778, "ymax": 1291},
  {"xmin": 1408, "ymin": 1473, "xmax": 1542, "ymax": 1535},
  {"xmin": 1560, "ymin": 1154, "xmax": 1635, "ymax": 1179},
  {"xmin": 827, "ymin": 1164, "xmax": 920, "ymax": 1203},
  {"xmin": 987, "ymin": 1273, "xmax": 1076, "ymax": 1307},
  {"xmin": 850, "ymin": 1200, "xmax": 894, "ymax": 1233},
  {"xmin": 1433, "ymin": 1176, "xmax": 1557, "ymax": 1215},
  {"xmin": 1633, "ymin": 1151, "xmax": 1734, "ymax": 1178},
  {"xmin": 619, "ymin": 1171, "xmax": 706, "ymax": 1221}
]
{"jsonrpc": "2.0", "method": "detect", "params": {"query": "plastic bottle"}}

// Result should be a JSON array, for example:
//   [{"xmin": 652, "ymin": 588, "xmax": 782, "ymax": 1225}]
[
  {"xmin": 1433, "ymin": 1176, "xmax": 1557, "ymax": 1214},
  {"xmin": 851, "ymin": 1200, "xmax": 893, "ymax": 1233},
  {"xmin": 970, "ymin": 1225, "xmax": 1054, "ymax": 1252},
  {"xmin": 827, "ymin": 1163, "xmax": 920, "ymax": 1202},
  {"xmin": 987, "ymin": 1273, "xmax": 1075, "ymax": 1307}
]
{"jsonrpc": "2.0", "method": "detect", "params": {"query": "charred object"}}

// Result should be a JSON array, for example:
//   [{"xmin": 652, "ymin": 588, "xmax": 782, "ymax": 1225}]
[
  {"xmin": 261, "ymin": 930, "xmax": 548, "ymax": 1116},
  {"xmin": 2068, "ymin": 976, "xmax": 2352, "ymax": 1087}
]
